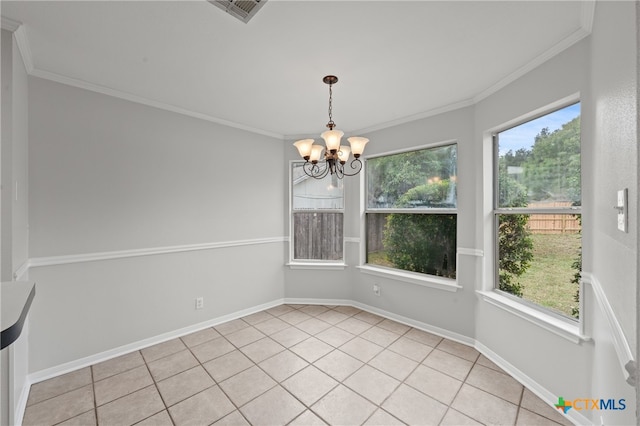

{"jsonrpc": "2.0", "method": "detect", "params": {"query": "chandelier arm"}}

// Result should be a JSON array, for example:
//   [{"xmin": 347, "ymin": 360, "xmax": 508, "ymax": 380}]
[
  {"xmin": 340, "ymin": 158, "xmax": 363, "ymax": 176},
  {"xmin": 335, "ymin": 161, "xmax": 345, "ymax": 179},
  {"xmin": 302, "ymin": 161, "xmax": 331, "ymax": 180}
]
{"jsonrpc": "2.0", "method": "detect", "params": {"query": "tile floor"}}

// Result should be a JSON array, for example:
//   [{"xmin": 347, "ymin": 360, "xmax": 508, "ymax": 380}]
[{"xmin": 23, "ymin": 304, "xmax": 573, "ymax": 425}]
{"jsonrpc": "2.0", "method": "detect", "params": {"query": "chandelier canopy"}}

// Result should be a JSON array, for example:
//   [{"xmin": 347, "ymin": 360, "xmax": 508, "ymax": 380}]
[{"xmin": 293, "ymin": 76, "xmax": 369, "ymax": 179}]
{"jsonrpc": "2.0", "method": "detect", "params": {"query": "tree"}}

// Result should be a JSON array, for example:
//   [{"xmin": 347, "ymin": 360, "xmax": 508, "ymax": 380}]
[
  {"xmin": 497, "ymin": 163, "xmax": 533, "ymax": 296},
  {"xmin": 523, "ymin": 118, "xmax": 581, "ymax": 202},
  {"xmin": 382, "ymin": 182, "xmax": 457, "ymax": 277},
  {"xmin": 367, "ymin": 146, "xmax": 456, "ymax": 207}
]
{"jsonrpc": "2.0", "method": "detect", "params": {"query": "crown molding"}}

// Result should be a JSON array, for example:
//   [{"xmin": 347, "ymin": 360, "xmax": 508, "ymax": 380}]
[
  {"xmin": 29, "ymin": 67, "xmax": 284, "ymax": 139},
  {"xmin": 7, "ymin": 2, "xmax": 596, "ymax": 140},
  {"xmin": 1, "ymin": 16, "xmax": 21, "ymax": 31},
  {"xmin": 13, "ymin": 25, "xmax": 34, "ymax": 74},
  {"xmin": 1, "ymin": 18, "xmax": 34, "ymax": 73}
]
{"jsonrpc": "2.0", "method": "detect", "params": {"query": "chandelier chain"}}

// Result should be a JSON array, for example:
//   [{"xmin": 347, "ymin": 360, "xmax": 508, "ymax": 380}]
[{"xmin": 327, "ymin": 83, "xmax": 334, "ymax": 129}]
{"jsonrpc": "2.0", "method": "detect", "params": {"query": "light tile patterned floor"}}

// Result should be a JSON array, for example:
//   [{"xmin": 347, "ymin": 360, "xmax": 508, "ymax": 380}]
[{"xmin": 23, "ymin": 304, "xmax": 573, "ymax": 425}]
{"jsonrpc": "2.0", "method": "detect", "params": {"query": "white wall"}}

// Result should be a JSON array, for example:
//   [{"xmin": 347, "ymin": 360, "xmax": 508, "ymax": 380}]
[{"xmin": 26, "ymin": 77, "xmax": 287, "ymax": 372}]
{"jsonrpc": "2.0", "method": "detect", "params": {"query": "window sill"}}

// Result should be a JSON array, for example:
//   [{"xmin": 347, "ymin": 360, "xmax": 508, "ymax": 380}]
[
  {"xmin": 287, "ymin": 262, "xmax": 347, "ymax": 270},
  {"xmin": 477, "ymin": 290, "xmax": 590, "ymax": 344},
  {"xmin": 357, "ymin": 265, "xmax": 461, "ymax": 292}
]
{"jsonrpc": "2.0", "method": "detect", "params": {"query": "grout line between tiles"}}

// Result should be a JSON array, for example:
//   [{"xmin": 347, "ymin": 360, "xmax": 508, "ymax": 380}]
[{"xmin": 24, "ymin": 304, "xmax": 569, "ymax": 426}]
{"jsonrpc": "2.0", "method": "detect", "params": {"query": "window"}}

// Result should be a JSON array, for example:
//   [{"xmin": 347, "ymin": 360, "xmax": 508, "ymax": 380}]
[
  {"xmin": 365, "ymin": 143, "xmax": 457, "ymax": 278},
  {"xmin": 291, "ymin": 162, "xmax": 344, "ymax": 261},
  {"xmin": 494, "ymin": 102, "xmax": 581, "ymax": 319}
]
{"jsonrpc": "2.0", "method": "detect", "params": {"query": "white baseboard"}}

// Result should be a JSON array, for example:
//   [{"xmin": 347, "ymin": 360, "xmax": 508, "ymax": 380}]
[
  {"xmin": 28, "ymin": 298, "xmax": 285, "ymax": 385},
  {"xmin": 25, "ymin": 297, "xmax": 598, "ymax": 426},
  {"xmin": 475, "ymin": 341, "xmax": 590, "ymax": 426}
]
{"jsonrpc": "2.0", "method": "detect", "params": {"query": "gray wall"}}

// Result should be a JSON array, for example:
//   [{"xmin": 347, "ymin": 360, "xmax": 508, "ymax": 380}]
[
  {"xmin": 1, "ymin": 26, "xmax": 30, "ymax": 426},
  {"xmin": 2, "ymin": 2, "xmax": 636, "ymax": 424},
  {"xmin": 27, "ymin": 77, "xmax": 286, "ymax": 372},
  {"xmin": 588, "ymin": 2, "xmax": 638, "ymax": 422}
]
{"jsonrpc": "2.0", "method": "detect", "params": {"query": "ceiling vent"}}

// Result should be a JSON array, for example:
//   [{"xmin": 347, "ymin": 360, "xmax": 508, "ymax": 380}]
[{"xmin": 208, "ymin": 0, "xmax": 266, "ymax": 23}]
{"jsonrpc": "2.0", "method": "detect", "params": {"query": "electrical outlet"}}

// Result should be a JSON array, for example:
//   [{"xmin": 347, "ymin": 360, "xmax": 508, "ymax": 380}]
[
  {"xmin": 373, "ymin": 284, "xmax": 381, "ymax": 296},
  {"xmin": 195, "ymin": 297, "xmax": 204, "ymax": 310}
]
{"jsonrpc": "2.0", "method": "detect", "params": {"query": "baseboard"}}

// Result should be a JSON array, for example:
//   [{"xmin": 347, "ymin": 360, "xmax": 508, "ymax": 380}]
[
  {"xmin": 28, "ymin": 298, "xmax": 285, "ymax": 385},
  {"xmin": 475, "ymin": 341, "xmax": 591, "ymax": 426},
  {"xmin": 25, "ymin": 297, "xmax": 591, "ymax": 426},
  {"xmin": 14, "ymin": 379, "xmax": 30, "ymax": 426},
  {"xmin": 351, "ymin": 300, "xmax": 475, "ymax": 347}
]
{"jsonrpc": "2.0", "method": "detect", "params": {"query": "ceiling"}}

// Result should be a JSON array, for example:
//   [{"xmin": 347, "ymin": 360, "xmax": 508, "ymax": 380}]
[{"xmin": 1, "ymin": 1, "xmax": 592, "ymax": 139}]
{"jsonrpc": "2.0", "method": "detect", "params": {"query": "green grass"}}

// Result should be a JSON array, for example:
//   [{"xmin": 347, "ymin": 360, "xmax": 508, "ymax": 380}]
[
  {"xmin": 519, "ymin": 233, "xmax": 581, "ymax": 318},
  {"xmin": 368, "ymin": 232, "xmax": 582, "ymax": 318},
  {"xmin": 367, "ymin": 251, "xmax": 394, "ymax": 268}
]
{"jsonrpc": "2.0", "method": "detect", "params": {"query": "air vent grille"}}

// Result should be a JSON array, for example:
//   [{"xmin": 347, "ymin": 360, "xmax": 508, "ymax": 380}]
[{"xmin": 208, "ymin": 0, "xmax": 266, "ymax": 23}]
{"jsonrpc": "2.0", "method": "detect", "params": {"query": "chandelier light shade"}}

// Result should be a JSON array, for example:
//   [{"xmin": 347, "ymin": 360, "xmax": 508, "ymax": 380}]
[{"xmin": 293, "ymin": 75, "xmax": 369, "ymax": 179}]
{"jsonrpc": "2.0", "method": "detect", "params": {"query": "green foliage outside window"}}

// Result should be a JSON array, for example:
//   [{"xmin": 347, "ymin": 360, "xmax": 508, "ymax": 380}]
[
  {"xmin": 497, "ymin": 106, "xmax": 582, "ymax": 318},
  {"xmin": 367, "ymin": 145, "xmax": 457, "ymax": 277}
]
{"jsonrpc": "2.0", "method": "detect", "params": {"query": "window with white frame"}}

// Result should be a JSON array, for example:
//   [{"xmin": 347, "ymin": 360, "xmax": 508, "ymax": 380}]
[
  {"xmin": 494, "ymin": 102, "xmax": 582, "ymax": 319},
  {"xmin": 365, "ymin": 143, "xmax": 457, "ymax": 278},
  {"xmin": 291, "ymin": 162, "xmax": 344, "ymax": 261}
]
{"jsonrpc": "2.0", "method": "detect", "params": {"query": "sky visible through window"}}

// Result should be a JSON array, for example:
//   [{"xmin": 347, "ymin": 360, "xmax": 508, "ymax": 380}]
[{"xmin": 498, "ymin": 103, "xmax": 580, "ymax": 155}]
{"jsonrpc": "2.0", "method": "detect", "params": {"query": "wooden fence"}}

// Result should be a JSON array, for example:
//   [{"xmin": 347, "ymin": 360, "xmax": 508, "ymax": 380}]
[
  {"xmin": 293, "ymin": 212, "xmax": 343, "ymax": 260},
  {"xmin": 527, "ymin": 201, "xmax": 581, "ymax": 234}
]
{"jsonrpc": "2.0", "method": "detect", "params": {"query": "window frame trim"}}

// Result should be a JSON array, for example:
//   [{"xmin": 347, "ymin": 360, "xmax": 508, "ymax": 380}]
[
  {"xmin": 361, "ymin": 140, "xmax": 459, "ymax": 282},
  {"xmin": 491, "ymin": 97, "xmax": 583, "ymax": 325},
  {"xmin": 289, "ymin": 160, "xmax": 346, "ymax": 265}
]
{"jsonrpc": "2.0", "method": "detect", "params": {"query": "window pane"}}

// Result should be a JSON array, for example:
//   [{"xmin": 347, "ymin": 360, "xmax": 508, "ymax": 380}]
[
  {"xmin": 367, "ymin": 144, "xmax": 457, "ymax": 209},
  {"xmin": 497, "ymin": 103, "xmax": 581, "ymax": 208},
  {"xmin": 497, "ymin": 213, "xmax": 581, "ymax": 319},
  {"xmin": 294, "ymin": 212, "xmax": 343, "ymax": 260},
  {"xmin": 292, "ymin": 163, "xmax": 344, "ymax": 210},
  {"xmin": 366, "ymin": 213, "xmax": 456, "ymax": 278}
]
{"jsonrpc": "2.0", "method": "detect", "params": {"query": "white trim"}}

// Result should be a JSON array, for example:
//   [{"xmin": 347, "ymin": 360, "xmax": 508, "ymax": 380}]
[
  {"xmin": 477, "ymin": 290, "xmax": 589, "ymax": 344},
  {"xmin": 344, "ymin": 237, "xmax": 360, "ymax": 244},
  {"xmin": 475, "ymin": 341, "xmax": 591, "ymax": 426},
  {"xmin": 283, "ymin": 298, "xmax": 353, "ymax": 307},
  {"xmin": 15, "ymin": 377, "xmax": 29, "ymax": 426},
  {"xmin": 282, "ymin": 297, "xmax": 474, "ymax": 347},
  {"xmin": 473, "ymin": 27, "xmax": 591, "ymax": 104},
  {"xmin": 348, "ymin": 100, "xmax": 475, "ymax": 136},
  {"xmin": 352, "ymin": 300, "xmax": 475, "ymax": 347},
  {"xmin": 457, "ymin": 247, "xmax": 484, "ymax": 257},
  {"xmin": 5, "ymin": 4, "xmax": 594, "ymax": 140},
  {"xmin": 582, "ymin": 272, "xmax": 635, "ymax": 383},
  {"xmin": 13, "ymin": 25, "xmax": 34, "ymax": 74},
  {"xmin": 286, "ymin": 262, "xmax": 346, "ymax": 270},
  {"xmin": 0, "ymin": 20, "xmax": 35, "ymax": 74},
  {"xmin": 29, "ymin": 67, "xmax": 283, "ymax": 139},
  {"xmin": 27, "ymin": 237, "xmax": 286, "ymax": 269},
  {"xmin": 580, "ymin": 0, "xmax": 596, "ymax": 34},
  {"xmin": 13, "ymin": 260, "xmax": 29, "ymax": 281},
  {"xmin": 1, "ymin": 16, "xmax": 21, "ymax": 31},
  {"xmin": 28, "ymin": 298, "xmax": 285, "ymax": 385},
  {"xmin": 357, "ymin": 265, "xmax": 461, "ymax": 292},
  {"xmin": 23, "ymin": 297, "xmax": 591, "ymax": 426}
]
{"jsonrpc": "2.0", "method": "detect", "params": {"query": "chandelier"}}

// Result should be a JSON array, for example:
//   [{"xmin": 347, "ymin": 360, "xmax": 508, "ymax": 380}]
[{"xmin": 293, "ymin": 75, "xmax": 369, "ymax": 179}]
